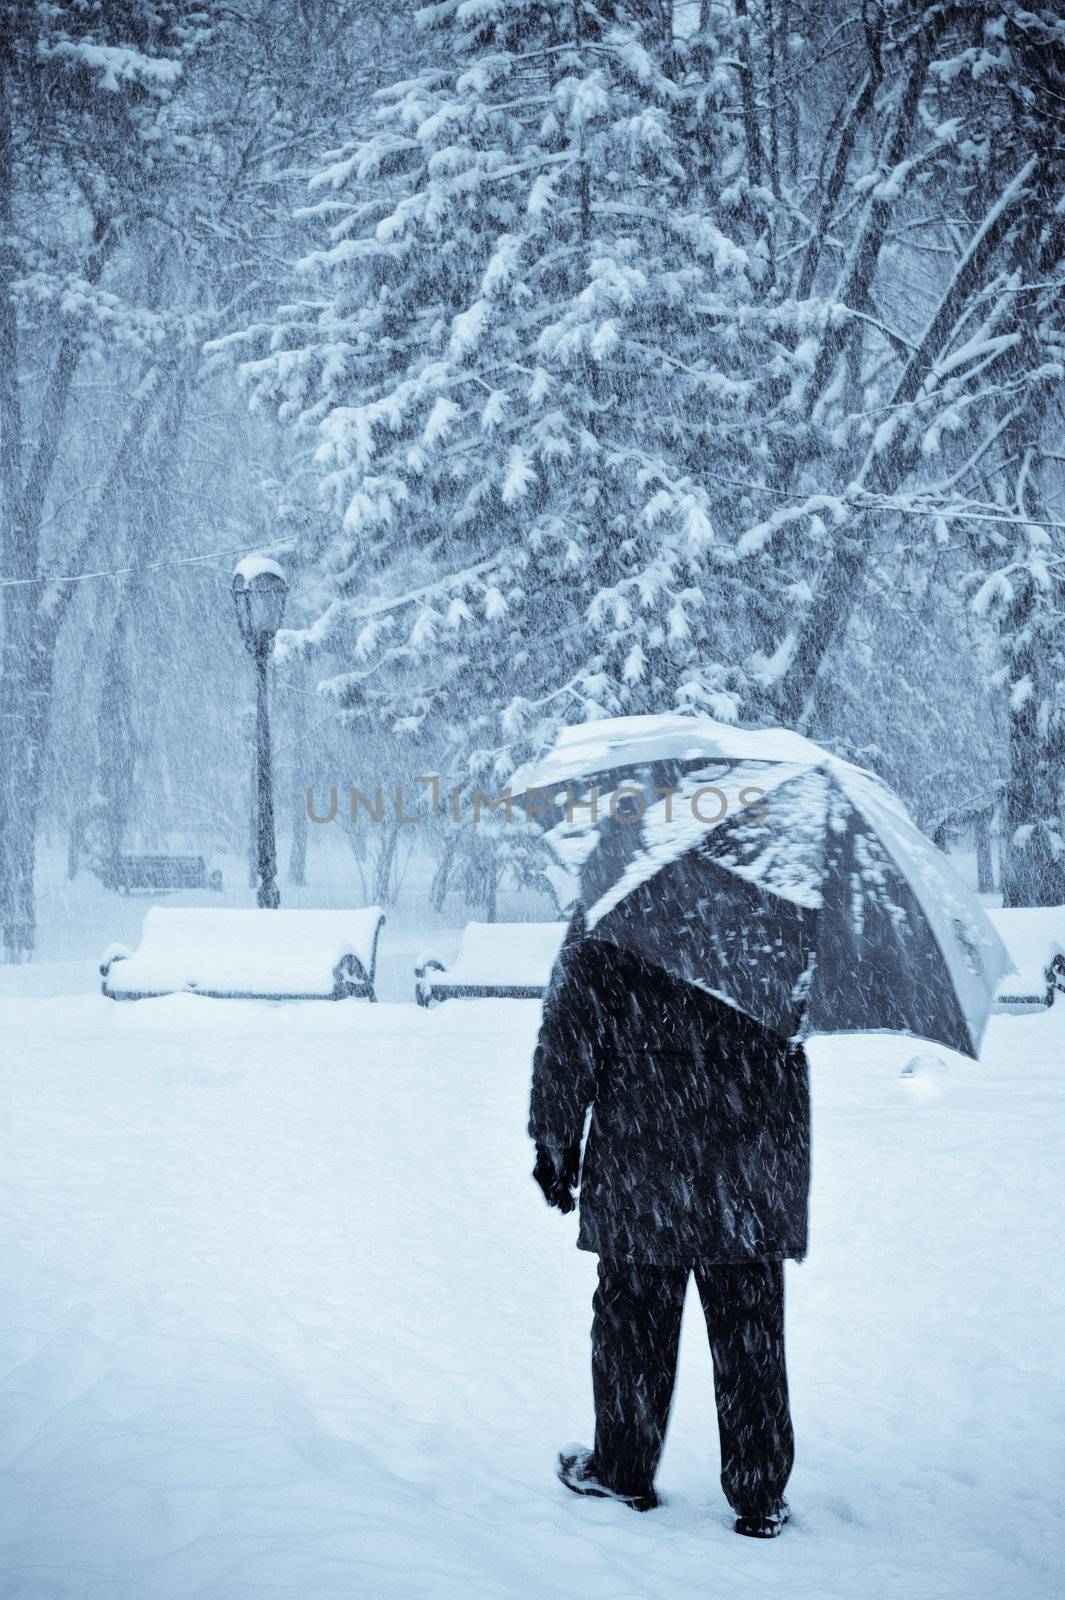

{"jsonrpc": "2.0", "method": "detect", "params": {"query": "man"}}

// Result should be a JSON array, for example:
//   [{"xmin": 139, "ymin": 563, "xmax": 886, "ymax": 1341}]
[{"xmin": 529, "ymin": 910, "xmax": 810, "ymax": 1537}]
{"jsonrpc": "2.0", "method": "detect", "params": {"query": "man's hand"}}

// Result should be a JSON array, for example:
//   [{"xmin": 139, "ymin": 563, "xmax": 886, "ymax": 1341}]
[{"xmin": 532, "ymin": 1141, "xmax": 581, "ymax": 1214}]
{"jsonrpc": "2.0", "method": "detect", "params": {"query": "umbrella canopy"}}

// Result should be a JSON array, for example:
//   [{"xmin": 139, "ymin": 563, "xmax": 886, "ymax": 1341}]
[{"xmin": 512, "ymin": 715, "xmax": 1011, "ymax": 1059}]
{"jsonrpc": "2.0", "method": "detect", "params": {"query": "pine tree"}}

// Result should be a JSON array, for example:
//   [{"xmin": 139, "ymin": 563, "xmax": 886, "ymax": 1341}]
[{"xmin": 235, "ymin": 0, "xmax": 773, "ymax": 785}]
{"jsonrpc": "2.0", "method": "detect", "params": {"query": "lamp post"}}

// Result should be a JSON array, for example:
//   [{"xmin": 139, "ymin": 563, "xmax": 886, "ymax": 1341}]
[{"xmin": 232, "ymin": 557, "xmax": 288, "ymax": 909}]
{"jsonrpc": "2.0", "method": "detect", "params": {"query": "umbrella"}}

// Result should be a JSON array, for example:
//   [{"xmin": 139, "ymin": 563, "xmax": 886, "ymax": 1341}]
[{"xmin": 511, "ymin": 714, "xmax": 1011, "ymax": 1059}]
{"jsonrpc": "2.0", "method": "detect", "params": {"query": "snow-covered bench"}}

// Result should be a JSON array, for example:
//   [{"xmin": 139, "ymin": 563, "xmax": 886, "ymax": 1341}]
[
  {"xmin": 988, "ymin": 907, "xmax": 1065, "ymax": 1011},
  {"xmin": 101, "ymin": 906, "xmax": 385, "ymax": 1002},
  {"xmin": 415, "ymin": 921, "xmax": 566, "ymax": 1005},
  {"xmin": 93, "ymin": 854, "xmax": 223, "ymax": 896}
]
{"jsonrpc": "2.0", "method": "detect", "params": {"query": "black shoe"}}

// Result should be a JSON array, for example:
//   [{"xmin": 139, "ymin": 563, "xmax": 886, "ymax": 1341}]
[
  {"xmin": 557, "ymin": 1447, "xmax": 660, "ymax": 1513},
  {"xmin": 734, "ymin": 1501, "xmax": 790, "ymax": 1538}
]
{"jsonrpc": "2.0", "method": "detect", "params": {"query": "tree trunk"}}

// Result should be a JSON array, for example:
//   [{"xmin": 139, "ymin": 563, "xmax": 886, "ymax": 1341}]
[
  {"xmin": 373, "ymin": 821, "xmax": 399, "ymax": 905},
  {"xmin": 0, "ymin": 60, "xmax": 32, "ymax": 957},
  {"xmin": 974, "ymin": 809, "xmax": 995, "ymax": 895},
  {"xmin": 0, "ymin": 365, "xmax": 168, "ymax": 958},
  {"xmin": 286, "ymin": 660, "xmax": 309, "ymax": 886},
  {"xmin": 733, "ymin": 0, "xmax": 764, "ymax": 191},
  {"xmin": 793, "ymin": 67, "xmax": 878, "ymax": 300},
  {"xmin": 244, "ymin": 712, "xmax": 258, "ymax": 888},
  {"xmin": 804, "ymin": 26, "xmax": 939, "ymax": 408},
  {"xmin": 431, "ymin": 830, "xmax": 458, "ymax": 912},
  {"xmin": 288, "ymin": 784, "xmax": 308, "ymax": 886},
  {"xmin": 0, "ymin": 58, "xmax": 123, "ymax": 957},
  {"xmin": 97, "ymin": 607, "xmax": 136, "ymax": 871},
  {"xmin": 0, "ymin": 617, "xmax": 60, "ymax": 958},
  {"xmin": 764, "ymin": 0, "xmax": 781, "ymax": 201},
  {"xmin": 998, "ymin": 564, "xmax": 1065, "ymax": 907},
  {"xmin": 1000, "ymin": 714, "xmax": 1065, "ymax": 908}
]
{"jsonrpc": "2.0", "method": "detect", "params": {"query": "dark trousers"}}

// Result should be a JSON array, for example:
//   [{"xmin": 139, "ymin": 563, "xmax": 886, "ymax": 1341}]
[{"xmin": 591, "ymin": 1258, "xmax": 793, "ymax": 1516}]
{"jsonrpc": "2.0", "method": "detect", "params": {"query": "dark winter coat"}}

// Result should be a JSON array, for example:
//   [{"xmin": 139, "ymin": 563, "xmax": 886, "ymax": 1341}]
[{"xmin": 529, "ymin": 914, "xmax": 811, "ymax": 1266}]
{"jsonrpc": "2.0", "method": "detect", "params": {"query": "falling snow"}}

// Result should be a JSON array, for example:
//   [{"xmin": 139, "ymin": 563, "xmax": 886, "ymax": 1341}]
[{"xmin": 1, "ymin": 2, "xmax": 1063, "ymax": 1594}]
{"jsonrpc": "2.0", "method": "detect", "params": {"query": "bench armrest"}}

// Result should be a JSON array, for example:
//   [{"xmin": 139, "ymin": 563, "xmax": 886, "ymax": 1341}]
[
  {"xmin": 414, "ymin": 952, "xmax": 447, "ymax": 980},
  {"xmin": 333, "ymin": 952, "xmax": 376, "ymax": 1002},
  {"xmin": 414, "ymin": 953, "xmax": 446, "ymax": 1008},
  {"xmin": 100, "ymin": 943, "xmax": 132, "ymax": 979},
  {"xmin": 1047, "ymin": 951, "xmax": 1065, "ymax": 1002}
]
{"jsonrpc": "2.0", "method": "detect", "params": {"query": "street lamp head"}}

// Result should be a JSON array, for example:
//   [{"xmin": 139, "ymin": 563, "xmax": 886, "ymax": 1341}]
[{"xmin": 232, "ymin": 556, "xmax": 288, "ymax": 653}]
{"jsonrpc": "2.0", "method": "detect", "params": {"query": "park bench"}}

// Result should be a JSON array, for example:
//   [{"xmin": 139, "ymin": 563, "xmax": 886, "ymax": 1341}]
[
  {"xmin": 988, "ymin": 907, "xmax": 1065, "ymax": 1011},
  {"xmin": 101, "ymin": 906, "xmax": 385, "ymax": 1002},
  {"xmin": 93, "ymin": 855, "xmax": 223, "ymax": 896},
  {"xmin": 415, "ymin": 921, "xmax": 566, "ymax": 1005}
]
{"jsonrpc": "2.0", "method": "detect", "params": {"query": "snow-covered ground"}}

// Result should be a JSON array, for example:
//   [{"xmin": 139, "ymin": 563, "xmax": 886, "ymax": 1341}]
[{"xmin": 1, "ymin": 987, "xmax": 1062, "ymax": 1599}]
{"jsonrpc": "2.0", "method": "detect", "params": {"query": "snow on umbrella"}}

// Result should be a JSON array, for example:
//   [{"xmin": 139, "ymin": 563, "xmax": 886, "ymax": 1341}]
[{"xmin": 511, "ymin": 715, "xmax": 1011, "ymax": 1059}]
